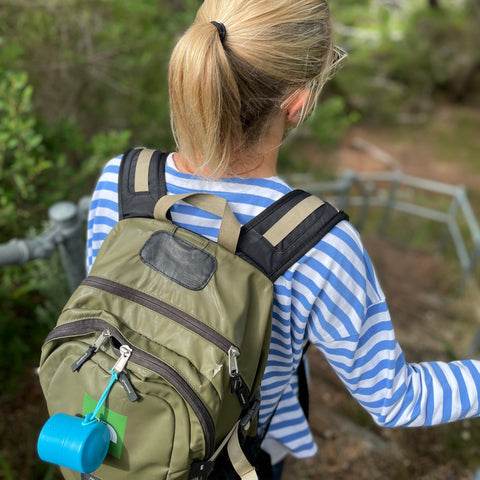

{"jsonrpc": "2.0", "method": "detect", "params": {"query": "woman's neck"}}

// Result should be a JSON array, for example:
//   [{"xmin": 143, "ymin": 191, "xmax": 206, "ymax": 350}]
[
  {"xmin": 173, "ymin": 150, "xmax": 279, "ymax": 178},
  {"xmin": 174, "ymin": 111, "xmax": 286, "ymax": 178}
]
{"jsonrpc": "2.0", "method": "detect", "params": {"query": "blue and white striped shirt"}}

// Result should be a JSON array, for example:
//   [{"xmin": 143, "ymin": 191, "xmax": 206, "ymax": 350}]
[{"xmin": 87, "ymin": 153, "xmax": 480, "ymax": 460}]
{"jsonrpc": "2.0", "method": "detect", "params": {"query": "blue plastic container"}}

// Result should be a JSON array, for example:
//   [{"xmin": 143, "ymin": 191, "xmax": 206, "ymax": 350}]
[{"xmin": 37, "ymin": 413, "xmax": 110, "ymax": 474}]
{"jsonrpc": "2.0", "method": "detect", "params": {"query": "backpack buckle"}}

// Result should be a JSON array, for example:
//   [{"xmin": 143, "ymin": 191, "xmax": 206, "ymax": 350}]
[
  {"xmin": 188, "ymin": 460, "xmax": 215, "ymax": 480},
  {"xmin": 240, "ymin": 389, "xmax": 261, "ymax": 432}
]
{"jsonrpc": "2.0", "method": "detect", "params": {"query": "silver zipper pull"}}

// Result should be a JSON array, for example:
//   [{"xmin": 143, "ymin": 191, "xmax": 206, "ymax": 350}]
[
  {"xmin": 92, "ymin": 329, "xmax": 111, "ymax": 352},
  {"xmin": 112, "ymin": 344, "xmax": 138, "ymax": 402},
  {"xmin": 228, "ymin": 346, "xmax": 250, "ymax": 408},
  {"xmin": 228, "ymin": 346, "xmax": 240, "ymax": 377},
  {"xmin": 71, "ymin": 329, "xmax": 111, "ymax": 372},
  {"xmin": 112, "ymin": 345, "xmax": 132, "ymax": 374}
]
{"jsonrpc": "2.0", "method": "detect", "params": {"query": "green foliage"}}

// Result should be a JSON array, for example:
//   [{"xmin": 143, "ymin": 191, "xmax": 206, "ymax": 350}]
[
  {"xmin": 0, "ymin": 452, "xmax": 14, "ymax": 480},
  {"xmin": 0, "ymin": 68, "xmax": 130, "ymax": 400},
  {"xmin": 330, "ymin": 0, "xmax": 480, "ymax": 121},
  {"xmin": 309, "ymin": 96, "xmax": 361, "ymax": 147},
  {"xmin": 0, "ymin": 0, "xmax": 195, "ymax": 147},
  {"xmin": 384, "ymin": 6, "xmax": 479, "ymax": 102},
  {"xmin": 0, "ymin": 69, "xmax": 131, "ymax": 242},
  {"xmin": 37, "ymin": 119, "xmax": 131, "ymax": 206},
  {"xmin": 278, "ymin": 94, "xmax": 360, "ymax": 175},
  {"xmin": 0, "ymin": 252, "xmax": 70, "ymax": 391},
  {"xmin": 0, "ymin": 70, "xmax": 52, "ymax": 237}
]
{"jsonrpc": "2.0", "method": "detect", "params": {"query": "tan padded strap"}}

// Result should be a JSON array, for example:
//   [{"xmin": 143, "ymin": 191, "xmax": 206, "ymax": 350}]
[
  {"xmin": 263, "ymin": 195, "xmax": 326, "ymax": 247},
  {"xmin": 227, "ymin": 423, "xmax": 258, "ymax": 480},
  {"xmin": 153, "ymin": 193, "xmax": 241, "ymax": 253},
  {"xmin": 134, "ymin": 148, "xmax": 156, "ymax": 192}
]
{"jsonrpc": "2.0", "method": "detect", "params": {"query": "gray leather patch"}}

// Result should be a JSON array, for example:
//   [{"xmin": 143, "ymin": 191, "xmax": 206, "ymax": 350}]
[{"xmin": 140, "ymin": 231, "xmax": 216, "ymax": 290}]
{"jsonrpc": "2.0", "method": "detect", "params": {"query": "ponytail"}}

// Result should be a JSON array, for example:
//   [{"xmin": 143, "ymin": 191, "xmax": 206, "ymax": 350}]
[
  {"xmin": 169, "ymin": 0, "xmax": 342, "ymax": 178},
  {"xmin": 169, "ymin": 22, "xmax": 243, "ymax": 178}
]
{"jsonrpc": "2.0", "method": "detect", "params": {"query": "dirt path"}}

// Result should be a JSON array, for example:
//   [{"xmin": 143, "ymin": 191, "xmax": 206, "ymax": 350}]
[{"xmin": 337, "ymin": 104, "xmax": 480, "ymax": 191}]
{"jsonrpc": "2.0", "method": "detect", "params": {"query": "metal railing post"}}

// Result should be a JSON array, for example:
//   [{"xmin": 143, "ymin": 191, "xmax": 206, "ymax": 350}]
[
  {"xmin": 356, "ymin": 181, "xmax": 374, "ymax": 232},
  {"xmin": 48, "ymin": 201, "xmax": 87, "ymax": 292},
  {"xmin": 379, "ymin": 170, "xmax": 401, "ymax": 236},
  {"xmin": 439, "ymin": 189, "xmax": 461, "ymax": 255},
  {"xmin": 338, "ymin": 169, "xmax": 356, "ymax": 211}
]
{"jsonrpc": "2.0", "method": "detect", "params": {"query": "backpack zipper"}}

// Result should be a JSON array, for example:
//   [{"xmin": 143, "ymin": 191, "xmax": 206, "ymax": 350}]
[
  {"xmin": 82, "ymin": 276, "xmax": 234, "ymax": 354},
  {"xmin": 44, "ymin": 318, "xmax": 215, "ymax": 459},
  {"xmin": 83, "ymin": 276, "xmax": 252, "ymax": 409},
  {"xmin": 71, "ymin": 328, "xmax": 111, "ymax": 372},
  {"xmin": 81, "ymin": 276, "xmax": 252, "ymax": 407}
]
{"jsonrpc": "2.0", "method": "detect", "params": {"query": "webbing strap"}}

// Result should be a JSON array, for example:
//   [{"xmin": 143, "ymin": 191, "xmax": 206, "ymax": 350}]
[
  {"xmin": 192, "ymin": 421, "xmax": 258, "ymax": 480},
  {"xmin": 227, "ymin": 423, "xmax": 258, "ymax": 480},
  {"xmin": 263, "ymin": 195, "xmax": 326, "ymax": 247},
  {"xmin": 119, "ymin": 148, "xmax": 349, "ymax": 279},
  {"xmin": 153, "ymin": 193, "xmax": 241, "ymax": 254},
  {"xmin": 134, "ymin": 148, "xmax": 157, "ymax": 192},
  {"xmin": 207, "ymin": 421, "xmax": 240, "ymax": 464}
]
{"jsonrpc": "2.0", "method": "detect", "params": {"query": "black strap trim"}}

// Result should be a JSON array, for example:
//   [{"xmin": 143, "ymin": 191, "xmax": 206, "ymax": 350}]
[
  {"xmin": 118, "ymin": 148, "xmax": 348, "ymax": 280},
  {"xmin": 118, "ymin": 148, "xmax": 168, "ymax": 220},
  {"xmin": 188, "ymin": 460, "xmax": 215, "ymax": 480},
  {"xmin": 237, "ymin": 191, "xmax": 348, "ymax": 281}
]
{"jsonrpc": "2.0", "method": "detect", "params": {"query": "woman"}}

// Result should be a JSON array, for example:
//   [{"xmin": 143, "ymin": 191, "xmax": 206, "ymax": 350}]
[{"xmin": 87, "ymin": 1, "xmax": 480, "ymax": 478}]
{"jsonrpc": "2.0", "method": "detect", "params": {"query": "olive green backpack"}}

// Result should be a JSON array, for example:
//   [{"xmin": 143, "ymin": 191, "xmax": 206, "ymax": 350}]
[{"xmin": 38, "ymin": 148, "xmax": 347, "ymax": 480}]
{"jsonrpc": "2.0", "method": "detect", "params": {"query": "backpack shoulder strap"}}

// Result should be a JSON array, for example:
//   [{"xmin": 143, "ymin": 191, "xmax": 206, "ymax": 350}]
[
  {"xmin": 118, "ymin": 148, "xmax": 348, "ymax": 280},
  {"xmin": 237, "ymin": 190, "xmax": 348, "ymax": 281},
  {"xmin": 118, "ymin": 148, "xmax": 169, "ymax": 220}
]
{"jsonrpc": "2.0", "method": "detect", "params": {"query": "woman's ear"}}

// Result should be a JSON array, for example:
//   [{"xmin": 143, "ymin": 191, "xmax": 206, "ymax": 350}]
[{"xmin": 282, "ymin": 89, "xmax": 311, "ymax": 125}]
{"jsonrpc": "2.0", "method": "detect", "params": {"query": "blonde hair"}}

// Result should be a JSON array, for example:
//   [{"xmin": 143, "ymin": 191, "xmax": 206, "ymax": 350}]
[{"xmin": 168, "ymin": 0, "xmax": 341, "ymax": 178}]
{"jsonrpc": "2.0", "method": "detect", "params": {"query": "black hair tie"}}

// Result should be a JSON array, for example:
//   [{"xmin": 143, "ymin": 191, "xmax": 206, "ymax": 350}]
[{"xmin": 210, "ymin": 21, "xmax": 226, "ymax": 43}]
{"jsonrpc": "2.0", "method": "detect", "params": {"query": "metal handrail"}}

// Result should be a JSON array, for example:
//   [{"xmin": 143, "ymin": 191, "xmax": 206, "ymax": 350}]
[
  {"xmin": 2, "ymin": 167, "xmax": 479, "ymax": 289},
  {"xmin": 289, "ymin": 169, "xmax": 480, "ymax": 287},
  {"xmin": 0, "ymin": 196, "xmax": 91, "ymax": 292}
]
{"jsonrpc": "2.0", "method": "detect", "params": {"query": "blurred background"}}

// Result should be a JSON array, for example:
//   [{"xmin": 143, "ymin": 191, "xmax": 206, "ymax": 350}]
[{"xmin": 0, "ymin": 0, "xmax": 479, "ymax": 478}]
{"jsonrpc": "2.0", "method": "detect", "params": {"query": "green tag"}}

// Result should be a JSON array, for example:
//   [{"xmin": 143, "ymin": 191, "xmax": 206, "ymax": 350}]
[{"xmin": 83, "ymin": 393, "xmax": 127, "ymax": 459}]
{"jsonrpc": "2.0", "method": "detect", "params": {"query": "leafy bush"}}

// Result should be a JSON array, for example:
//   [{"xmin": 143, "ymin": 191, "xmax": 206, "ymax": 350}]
[
  {"xmin": 0, "ymin": 70, "xmax": 52, "ymax": 239},
  {"xmin": 389, "ymin": 5, "xmax": 480, "ymax": 102},
  {"xmin": 330, "ymin": 0, "xmax": 480, "ymax": 121},
  {"xmin": 0, "ymin": 68, "xmax": 131, "ymax": 242},
  {"xmin": 0, "ymin": 67, "xmax": 131, "ymax": 391},
  {"xmin": 0, "ymin": 0, "xmax": 191, "ymax": 148},
  {"xmin": 278, "ymin": 94, "xmax": 360, "ymax": 176},
  {"xmin": 0, "ymin": 254, "xmax": 69, "ymax": 392},
  {"xmin": 309, "ymin": 96, "xmax": 361, "ymax": 148}
]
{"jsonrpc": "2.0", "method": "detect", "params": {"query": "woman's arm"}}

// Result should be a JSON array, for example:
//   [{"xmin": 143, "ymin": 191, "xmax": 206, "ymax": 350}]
[{"xmin": 306, "ymin": 222, "xmax": 480, "ymax": 427}]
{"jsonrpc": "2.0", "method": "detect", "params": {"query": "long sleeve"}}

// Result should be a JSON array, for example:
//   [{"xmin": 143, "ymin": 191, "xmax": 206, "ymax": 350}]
[
  {"xmin": 307, "ymin": 222, "xmax": 480, "ymax": 428},
  {"xmin": 86, "ymin": 156, "xmax": 121, "ymax": 274}
]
